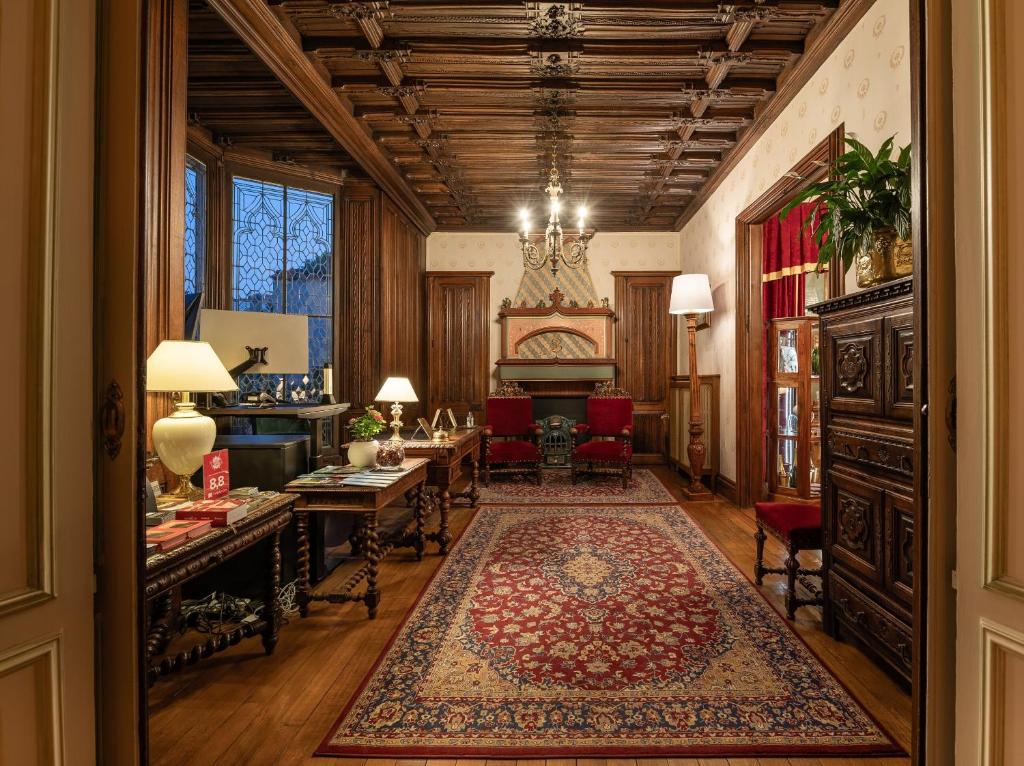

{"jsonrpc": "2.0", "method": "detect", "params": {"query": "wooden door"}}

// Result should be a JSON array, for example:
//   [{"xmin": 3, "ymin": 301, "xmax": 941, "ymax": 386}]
[
  {"xmin": 613, "ymin": 271, "xmax": 679, "ymax": 462},
  {"xmin": 953, "ymin": 1, "xmax": 1024, "ymax": 763},
  {"xmin": 426, "ymin": 272, "xmax": 492, "ymax": 421},
  {"xmin": 0, "ymin": 0, "xmax": 98, "ymax": 762}
]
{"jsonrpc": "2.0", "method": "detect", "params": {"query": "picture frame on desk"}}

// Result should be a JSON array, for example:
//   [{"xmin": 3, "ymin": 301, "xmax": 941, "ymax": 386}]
[{"xmin": 414, "ymin": 417, "xmax": 434, "ymax": 440}]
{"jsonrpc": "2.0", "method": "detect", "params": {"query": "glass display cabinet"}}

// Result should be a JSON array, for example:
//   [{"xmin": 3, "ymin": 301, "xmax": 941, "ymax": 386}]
[{"xmin": 768, "ymin": 316, "xmax": 821, "ymax": 499}]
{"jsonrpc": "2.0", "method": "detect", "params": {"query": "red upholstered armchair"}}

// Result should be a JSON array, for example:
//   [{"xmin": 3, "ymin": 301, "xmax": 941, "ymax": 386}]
[
  {"xmin": 570, "ymin": 383, "xmax": 634, "ymax": 488},
  {"xmin": 482, "ymin": 382, "xmax": 543, "ymax": 486}
]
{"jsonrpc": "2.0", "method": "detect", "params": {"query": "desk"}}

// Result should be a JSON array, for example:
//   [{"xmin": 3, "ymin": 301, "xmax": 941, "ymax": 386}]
[
  {"xmin": 402, "ymin": 426, "xmax": 482, "ymax": 519},
  {"xmin": 285, "ymin": 458, "xmax": 433, "ymax": 619},
  {"xmin": 202, "ymin": 402, "xmax": 351, "ymax": 470},
  {"xmin": 144, "ymin": 493, "xmax": 295, "ymax": 685}
]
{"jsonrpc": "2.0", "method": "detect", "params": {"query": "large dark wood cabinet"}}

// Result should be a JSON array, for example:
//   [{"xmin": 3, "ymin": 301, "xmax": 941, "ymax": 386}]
[
  {"xmin": 613, "ymin": 271, "xmax": 679, "ymax": 461},
  {"xmin": 810, "ymin": 277, "xmax": 916, "ymax": 685},
  {"xmin": 426, "ymin": 271, "xmax": 492, "ymax": 422}
]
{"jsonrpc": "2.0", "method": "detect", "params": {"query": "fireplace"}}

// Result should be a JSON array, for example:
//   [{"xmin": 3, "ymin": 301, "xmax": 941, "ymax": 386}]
[{"xmin": 533, "ymin": 396, "xmax": 587, "ymax": 467}]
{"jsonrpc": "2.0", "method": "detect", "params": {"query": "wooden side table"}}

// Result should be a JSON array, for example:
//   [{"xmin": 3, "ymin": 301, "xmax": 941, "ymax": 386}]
[
  {"xmin": 402, "ymin": 425, "xmax": 482, "ymax": 520},
  {"xmin": 144, "ymin": 493, "xmax": 295, "ymax": 685},
  {"xmin": 284, "ymin": 458, "xmax": 434, "ymax": 619}
]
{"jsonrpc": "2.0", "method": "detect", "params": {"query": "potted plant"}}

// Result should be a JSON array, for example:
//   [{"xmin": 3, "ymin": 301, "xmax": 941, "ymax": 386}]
[
  {"xmin": 347, "ymin": 407, "xmax": 386, "ymax": 468},
  {"xmin": 781, "ymin": 135, "xmax": 912, "ymax": 288}
]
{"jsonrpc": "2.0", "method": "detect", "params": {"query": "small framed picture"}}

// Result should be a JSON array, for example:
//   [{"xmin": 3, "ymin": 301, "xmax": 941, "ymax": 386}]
[
  {"xmin": 695, "ymin": 311, "xmax": 711, "ymax": 331},
  {"xmin": 417, "ymin": 417, "xmax": 434, "ymax": 440},
  {"xmin": 430, "ymin": 408, "xmax": 443, "ymax": 430},
  {"xmin": 445, "ymin": 408, "xmax": 459, "ymax": 430}
]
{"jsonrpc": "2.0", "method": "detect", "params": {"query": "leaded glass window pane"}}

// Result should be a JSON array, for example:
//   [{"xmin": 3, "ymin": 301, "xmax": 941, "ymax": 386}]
[
  {"xmin": 230, "ymin": 176, "xmax": 334, "ymax": 409},
  {"xmin": 184, "ymin": 155, "xmax": 207, "ymax": 312}
]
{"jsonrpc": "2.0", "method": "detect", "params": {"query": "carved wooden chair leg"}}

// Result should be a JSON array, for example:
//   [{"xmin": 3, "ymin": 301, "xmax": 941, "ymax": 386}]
[
  {"xmin": 754, "ymin": 523, "xmax": 767, "ymax": 585},
  {"xmin": 785, "ymin": 542, "xmax": 800, "ymax": 620},
  {"xmin": 570, "ymin": 463, "xmax": 577, "ymax": 484},
  {"xmin": 621, "ymin": 465, "xmax": 629, "ymax": 489},
  {"xmin": 536, "ymin": 465, "xmax": 543, "ymax": 486},
  {"xmin": 483, "ymin": 462, "xmax": 490, "ymax": 487}
]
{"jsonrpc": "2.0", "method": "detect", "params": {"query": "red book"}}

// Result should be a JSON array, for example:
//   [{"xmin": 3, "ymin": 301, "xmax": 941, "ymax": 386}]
[
  {"xmin": 175, "ymin": 497, "xmax": 250, "ymax": 527},
  {"xmin": 145, "ymin": 525, "xmax": 188, "ymax": 552},
  {"xmin": 155, "ymin": 519, "xmax": 212, "ymax": 540}
]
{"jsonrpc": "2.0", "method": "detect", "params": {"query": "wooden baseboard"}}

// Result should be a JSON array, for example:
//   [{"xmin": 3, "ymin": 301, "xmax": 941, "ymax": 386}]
[
  {"xmin": 633, "ymin": 454, "xmax": 667, "ymax": 465},
  {"xmin": 716, "ymin": 474, "xmax": 738, "ymax": 505}
]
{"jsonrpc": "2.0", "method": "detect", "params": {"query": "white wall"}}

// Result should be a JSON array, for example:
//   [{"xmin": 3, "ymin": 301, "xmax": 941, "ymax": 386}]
[
  {"xmin": 426, "ymin": 231, "xmax": 681, "ymax": 382},
  {"xmin": 677, "ymin": 0, "xmax": 912, "ymax": 482}
]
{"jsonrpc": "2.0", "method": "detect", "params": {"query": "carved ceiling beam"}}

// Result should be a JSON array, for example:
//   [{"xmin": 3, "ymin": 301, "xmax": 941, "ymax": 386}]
[
  {"xmin": 327, "ymin": 1, "xmax": 390, "ymax": 49},
  {"xmin": 206, "ymin": 0, "xmax": 435, "ymax": 233},
  {"xmin": 355, "ymin": 48, "xmax": 410, "ymax": 86}
]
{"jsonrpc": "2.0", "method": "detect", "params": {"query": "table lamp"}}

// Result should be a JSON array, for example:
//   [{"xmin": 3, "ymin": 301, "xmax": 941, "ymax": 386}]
[
  {"xmin": 375, "ymin": 377, "xmax": 418, "ymax": 440},
  {"xmin": 147, "ymin": 340, "xmax": 238, "ymax": 497},
  {"xmin": 670, "ymin": 274, "xmax": 715, "ymax": 500}
]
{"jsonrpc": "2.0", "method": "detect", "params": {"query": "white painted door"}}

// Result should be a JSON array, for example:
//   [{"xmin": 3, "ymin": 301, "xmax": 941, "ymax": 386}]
[
  {"xmin": 0, "ymin": 0, "xmax": 97, "ymax": 763},
  {"xmin": 953, "ymin": 1, "xmax": 1024, "ymax": 763}
]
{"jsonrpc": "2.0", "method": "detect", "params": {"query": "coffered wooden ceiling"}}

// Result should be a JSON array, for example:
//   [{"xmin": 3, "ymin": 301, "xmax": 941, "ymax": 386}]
[{"xmin": 195, "ymin": 1, "xmax": 845, "ymax": 231}]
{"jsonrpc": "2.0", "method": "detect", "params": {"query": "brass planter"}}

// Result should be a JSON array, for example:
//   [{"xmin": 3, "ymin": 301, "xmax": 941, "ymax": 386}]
[{"xmin": 855, "ymin": 227, "xmax": 913, "ymax": 287}]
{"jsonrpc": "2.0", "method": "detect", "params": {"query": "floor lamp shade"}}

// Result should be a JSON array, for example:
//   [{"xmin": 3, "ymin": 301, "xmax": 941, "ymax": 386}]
[
  {"xmin": 669, "ymin": 274, "xmax": 715, "ymax": 315},
  {"xmin": 146, "ymin": 340, "xmax": 237, "ymax": 496}
]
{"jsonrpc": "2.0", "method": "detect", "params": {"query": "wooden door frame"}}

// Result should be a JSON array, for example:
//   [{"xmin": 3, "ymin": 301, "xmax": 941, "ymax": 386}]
[{"xmin": 733, "ymin": 126, "xmax": 845, "ymax": 509}]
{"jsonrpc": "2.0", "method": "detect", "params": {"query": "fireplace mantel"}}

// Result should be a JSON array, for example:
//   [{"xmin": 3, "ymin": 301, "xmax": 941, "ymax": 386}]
[{"xmin": 497, "ymin": 288, "xmax": 615, "ymax": 386}]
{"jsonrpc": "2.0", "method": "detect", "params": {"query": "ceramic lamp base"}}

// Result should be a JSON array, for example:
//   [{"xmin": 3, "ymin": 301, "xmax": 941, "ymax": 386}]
[{"xmin": 152, "ymin": 400, "xmax": 217, "ymax": 495}]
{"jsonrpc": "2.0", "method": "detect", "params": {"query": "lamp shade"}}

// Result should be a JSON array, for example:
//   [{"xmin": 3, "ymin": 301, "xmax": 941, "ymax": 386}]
[
  {"xmin": 146, "ymin": 340, "xmax": 238, "ymax": 393},
  {"xmin": 669, "ymin": 274, "xmax": 715, "ymax": 315},
  {"xmin": 375, "ymin": 376, "xmax": 418, "ymax": 403}
]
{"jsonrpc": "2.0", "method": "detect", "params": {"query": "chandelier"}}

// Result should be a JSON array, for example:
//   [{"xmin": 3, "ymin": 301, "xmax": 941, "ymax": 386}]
[{"xmin": 518, "ymin": 164, "xmax": 593, "ymax": 279}]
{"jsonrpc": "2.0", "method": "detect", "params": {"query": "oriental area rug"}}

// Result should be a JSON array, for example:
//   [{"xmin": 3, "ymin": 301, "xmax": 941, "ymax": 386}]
[
  {"xmin": 317, "ymin": 504, "xmax": 902, "ymax": 758},
  {"xmin": 476, "ymin": 467, "xmax": 675, "ymax": 504}
]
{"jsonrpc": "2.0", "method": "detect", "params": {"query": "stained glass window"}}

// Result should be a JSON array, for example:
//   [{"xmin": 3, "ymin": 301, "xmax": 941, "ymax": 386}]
[
  {"xmin": 184, "ymin": 155, "xmax": 207, "ymax": 314},
  {"xmin": 231, "ymin": 176, "xmax": 334, "ymax": 402}
]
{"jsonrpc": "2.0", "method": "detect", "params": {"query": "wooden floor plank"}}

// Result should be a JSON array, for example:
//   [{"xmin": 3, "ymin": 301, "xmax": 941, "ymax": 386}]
[{"xmin": 148, "ymin": 469, "xmax": 910, "ymax": 765}]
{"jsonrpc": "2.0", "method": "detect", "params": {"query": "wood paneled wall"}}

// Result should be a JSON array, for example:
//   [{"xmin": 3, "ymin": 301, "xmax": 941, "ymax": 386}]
[
  {"xmin": 613, "ymin": 271, "xmax": 680, "ymax": 462},
  {"xmin": 425, "ymin": 272, "xmax": 493, "ymax": 422},
  {"xmin": 340, "ymin": 180, "xmax": 428, "ymax": 421}
]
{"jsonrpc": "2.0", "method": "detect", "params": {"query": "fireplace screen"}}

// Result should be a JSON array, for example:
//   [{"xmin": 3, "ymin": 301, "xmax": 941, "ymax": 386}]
[{"xmin": 538, "ymin": 415, "xmax": 576, "ymax": 467}]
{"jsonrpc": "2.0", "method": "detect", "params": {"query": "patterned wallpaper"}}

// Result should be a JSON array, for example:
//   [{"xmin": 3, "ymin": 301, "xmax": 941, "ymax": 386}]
[
  {"xmin": 426, "ymin": 231, "xmax": 680, "ymax": 380},
  {"xmin": 678, "ymin": 0, "xmax": 912, "ymax": 481}
]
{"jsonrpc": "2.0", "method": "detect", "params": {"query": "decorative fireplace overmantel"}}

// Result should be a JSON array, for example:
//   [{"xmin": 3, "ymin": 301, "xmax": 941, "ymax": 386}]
[{"xmin": 496, "ymin": 288, "xmax": 615, "ymax": 383}]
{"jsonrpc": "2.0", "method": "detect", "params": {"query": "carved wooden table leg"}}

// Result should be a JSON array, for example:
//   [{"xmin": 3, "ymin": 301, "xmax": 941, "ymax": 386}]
[
  {"xmin": 364, "ymin": 512, "xmax": 381, "ymax": 619},
  {"xmin": 296, "ymin": 509, "xmax": 310, "ymax": 618},
  {"xmin": 437, "ymin": 488, "xmax": 452, "ymax": 555},
  {"xmin": 263, "ymin": 529, "xmax": 282, "ymax": 654},
  {"xmin": 468, "ymin": 457, "xmax": 481, "ymax": 506},
  {"xmin": 412, "ymin": 483, "xmax": 426, "ymax": 561}
]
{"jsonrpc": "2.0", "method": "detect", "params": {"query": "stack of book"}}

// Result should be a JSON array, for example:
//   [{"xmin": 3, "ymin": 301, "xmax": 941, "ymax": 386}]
[
  {"xmin": 340, "ymin": 466, "xmax": 414, "ymax": 488},
  {"xmin": 175, "ymin": 496, "xmax": 253, "ymax": 527},
  {"xmin": 146, "ymin": 519, "xmax": 212, "ymax": 553}
]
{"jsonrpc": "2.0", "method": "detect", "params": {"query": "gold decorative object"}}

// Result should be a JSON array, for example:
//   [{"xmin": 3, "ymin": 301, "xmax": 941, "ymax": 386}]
[{"xmin": 855, "ymin": 227, "xmax": 913, "ymax": 287}]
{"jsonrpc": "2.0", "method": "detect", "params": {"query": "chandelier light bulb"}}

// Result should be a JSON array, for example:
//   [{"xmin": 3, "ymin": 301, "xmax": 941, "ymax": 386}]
[{"xmin": 551, "ymin": 199, "xmax": 561, "ymax": 215}]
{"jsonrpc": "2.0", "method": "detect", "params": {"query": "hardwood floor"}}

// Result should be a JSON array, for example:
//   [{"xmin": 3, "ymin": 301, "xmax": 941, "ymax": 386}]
[{"xmin": 147, "ymin": 466, "xmax": 911, "ymax": 766}]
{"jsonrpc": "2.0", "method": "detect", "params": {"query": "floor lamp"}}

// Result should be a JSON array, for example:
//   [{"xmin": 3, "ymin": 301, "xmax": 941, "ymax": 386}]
[{"xmin": 670, "ymin": 274, "xmax": 715, "ymax": 500}]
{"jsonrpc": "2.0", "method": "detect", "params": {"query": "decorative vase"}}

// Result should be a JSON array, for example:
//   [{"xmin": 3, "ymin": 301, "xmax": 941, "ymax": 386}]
[
  {"xmin": 376, "ymin": 439, "xmax": 406, "ymax": 470},
  {"xmin": 856, "ymin": 227, "xmax": 913, "ymax": 287},
  {"xmin": 347, "ymin": 438, "xmax": 380, "ymax": 468}
]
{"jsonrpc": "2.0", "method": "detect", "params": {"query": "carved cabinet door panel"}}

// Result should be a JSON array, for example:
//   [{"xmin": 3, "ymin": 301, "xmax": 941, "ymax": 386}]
[
  {"xmin": 824, "ymin": 316, "xmax": 884, "ymax": 417},
  {"xmin": 613, "ymin": 271, "xmax": 679, "ymax": 461},
  {"xmin": 827, "ymin": 467, "xmax": 885, "ymax": 588},
  {"xmin": 884, "ymin": 308, "xmax": 915, "ymax": 422},
  {"xmin": 426, "ymin": 272, "xmax": 492, "ymax": 421},
  {"xmin": 884, "ymin": 487, "xmax": 915, "ymax": 612}
]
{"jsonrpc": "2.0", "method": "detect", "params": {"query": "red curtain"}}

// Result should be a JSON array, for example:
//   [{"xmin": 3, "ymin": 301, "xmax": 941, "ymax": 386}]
[{"xmin": 760, "ymin": 202, "xmax": 821, "ymax": 482}]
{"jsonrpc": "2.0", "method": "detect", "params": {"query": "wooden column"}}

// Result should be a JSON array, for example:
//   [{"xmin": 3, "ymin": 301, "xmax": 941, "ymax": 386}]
[{"xmin": 144, "ymin": 0, "xmax": 188, "ymax": 447}]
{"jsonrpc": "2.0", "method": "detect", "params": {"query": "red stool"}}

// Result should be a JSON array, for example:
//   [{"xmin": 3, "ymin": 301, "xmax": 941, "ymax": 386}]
[{"xmin": 754, "ymin": 502, "xmax": 824, "ymax": 619}]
